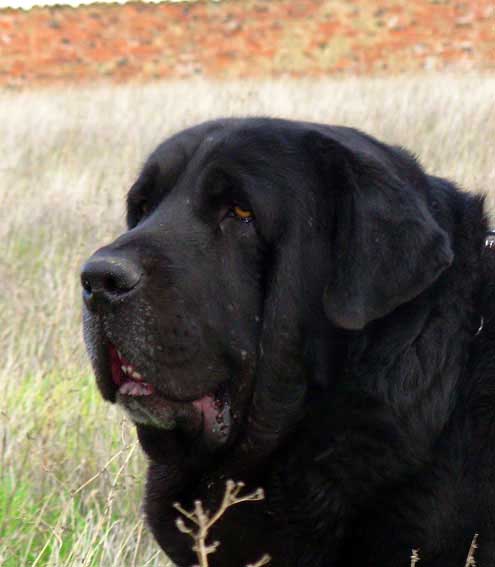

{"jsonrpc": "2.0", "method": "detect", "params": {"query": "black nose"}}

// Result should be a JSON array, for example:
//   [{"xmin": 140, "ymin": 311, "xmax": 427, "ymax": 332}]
[{"xmin": 81, "ymin": 253, "xmax": 142, "ymax": 310}]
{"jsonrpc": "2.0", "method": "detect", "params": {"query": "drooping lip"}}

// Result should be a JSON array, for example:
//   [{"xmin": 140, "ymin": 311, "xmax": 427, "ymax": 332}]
[{"xmin": 106, "ymin": 343, "xmax": 232, "ymax": 448}]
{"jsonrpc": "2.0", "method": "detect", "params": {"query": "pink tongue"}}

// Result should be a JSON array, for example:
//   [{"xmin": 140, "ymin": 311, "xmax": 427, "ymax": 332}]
[
  {"xmin": 119, "ymin": 381, "xmax": 154, "ymax": 396},
  {"xmin": 192, "ymin": 394, "xmax": 219, "ymax": 429}
]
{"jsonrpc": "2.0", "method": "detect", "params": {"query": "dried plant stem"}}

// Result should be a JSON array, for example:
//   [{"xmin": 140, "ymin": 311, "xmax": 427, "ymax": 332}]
[
  {"xmin": 465, "ymin": 533, "xmax": 478, "ymax": 567},
  {"xmin": 246, "ymin": 554, "xmax": 271, "ymax": 567},
  {"xmin": 174, "ymin": 480, "xmax": 269, "ymax": 567},
  {"xmin": 411, "ymin": 533, "xmax": 479, "ymax": 567}
]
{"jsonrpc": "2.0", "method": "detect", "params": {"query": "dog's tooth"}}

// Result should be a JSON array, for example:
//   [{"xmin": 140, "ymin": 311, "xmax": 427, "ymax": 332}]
[
  {"xmin": 121, "ymin": 365, "xmax": 127, "ymax": 373},
  {"xmin": 132, "ymin": 371, "xmax": 142, "ymax": 380},
  {"xmin": 119, "ymin": 382, "xmax": 132, "ymax": 395}
]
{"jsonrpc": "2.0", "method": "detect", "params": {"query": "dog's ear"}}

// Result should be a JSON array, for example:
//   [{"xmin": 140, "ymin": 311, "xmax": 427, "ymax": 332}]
[{"xmin": 307, "ymin": 130, "xmax": 453, "ymax": 331}]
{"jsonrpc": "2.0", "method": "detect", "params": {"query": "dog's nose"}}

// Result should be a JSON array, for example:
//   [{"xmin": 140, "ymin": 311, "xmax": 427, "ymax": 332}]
[{"xmin": 81, "ymin": 253, "xmax": 142, "ymax": 310}]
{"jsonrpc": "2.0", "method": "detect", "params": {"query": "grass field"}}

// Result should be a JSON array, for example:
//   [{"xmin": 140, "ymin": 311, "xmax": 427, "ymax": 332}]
[{"xmin": 2, "ymin": 75, "xmax": 495, "ymax": 567}]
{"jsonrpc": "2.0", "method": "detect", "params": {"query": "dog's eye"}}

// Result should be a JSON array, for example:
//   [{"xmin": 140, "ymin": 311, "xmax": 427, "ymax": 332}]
[{"xmin": 231, "ymin": 205, "xmax": 254, "ymax": 223}]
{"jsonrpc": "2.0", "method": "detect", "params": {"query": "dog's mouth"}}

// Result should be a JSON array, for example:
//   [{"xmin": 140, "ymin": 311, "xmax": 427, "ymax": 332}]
[{"xmin": 108, "ymin": 345, "xmax": 232, "ymax": 449}]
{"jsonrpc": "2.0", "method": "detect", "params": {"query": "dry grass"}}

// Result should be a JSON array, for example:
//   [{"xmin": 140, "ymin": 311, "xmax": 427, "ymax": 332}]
[{"xmin": 1, "ymin": 75, "xmax": 495, "ymax": 566}]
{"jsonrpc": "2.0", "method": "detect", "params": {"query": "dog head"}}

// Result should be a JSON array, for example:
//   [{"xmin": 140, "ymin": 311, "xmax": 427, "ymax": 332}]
[{"xmin": 81, "ymin": 118, "xmax": 453, "ymax": 462}]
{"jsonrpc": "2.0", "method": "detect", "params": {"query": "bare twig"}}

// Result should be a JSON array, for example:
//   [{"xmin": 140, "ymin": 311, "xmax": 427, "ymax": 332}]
[
  {"xmin": 174, "ymin": 480, "xmax": 269, "ymax": 567},
  {"xmin": 410, "ymin": 533, "xmax": 479, "ymax": 567},
  {"xmin": 246, "ymin": 554, "xmax": 271, "ymax": 567},
  {"xmin": 465, "ymin": 534, "xmax": 478, "ymax": 567}
]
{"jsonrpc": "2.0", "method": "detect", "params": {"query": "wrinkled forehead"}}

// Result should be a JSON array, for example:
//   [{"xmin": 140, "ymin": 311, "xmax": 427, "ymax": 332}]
[
  {"xmin": 146, "ymin": 119, "xmax": 305, "ymax": 178},
  {"xmin": 128, "ymin": 120, "xmax": 316, "ymax": 239},
  {"xmin": 141, "ymin": 127, "xmax": 221, "ymax": 188},
  {"xmin": 135, "ymin": 124, "xmax": 285, "ymax": 197}
]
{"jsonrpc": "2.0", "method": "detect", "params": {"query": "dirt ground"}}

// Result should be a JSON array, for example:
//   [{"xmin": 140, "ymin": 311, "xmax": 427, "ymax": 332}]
[{"xmin": 1, "ymin": 0, "xmax": 494, "ymax": 88}]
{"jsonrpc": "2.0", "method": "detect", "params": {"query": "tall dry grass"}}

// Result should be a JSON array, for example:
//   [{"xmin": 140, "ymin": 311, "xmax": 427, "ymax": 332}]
[{"xmin": 1, "ymin": 75, "xmax": 495, "ymax": 566}]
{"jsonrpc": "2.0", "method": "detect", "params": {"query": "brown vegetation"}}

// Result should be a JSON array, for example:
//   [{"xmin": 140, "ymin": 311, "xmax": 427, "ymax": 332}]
[{"xmin": 0, "ymin": 0, "xmax": 494, "ymax": 89}]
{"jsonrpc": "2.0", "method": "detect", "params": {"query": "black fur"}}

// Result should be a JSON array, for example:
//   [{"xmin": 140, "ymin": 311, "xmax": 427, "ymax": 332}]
[{"xmin": 81, "ymin": 118, "xmax": 495, "ymax": 566}]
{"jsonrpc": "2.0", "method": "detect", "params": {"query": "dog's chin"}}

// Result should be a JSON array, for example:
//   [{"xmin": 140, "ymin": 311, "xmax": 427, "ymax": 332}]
[
  {"xmin": 117, "ymin": 383, "xmax": 233, "ymax": 450},
  {"xmin": 91, "ymin": 341, "xmax": 234, "ymax": 451}
]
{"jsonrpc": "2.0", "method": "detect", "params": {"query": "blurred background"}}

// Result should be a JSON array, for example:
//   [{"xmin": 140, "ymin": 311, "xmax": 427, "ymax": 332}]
[
  {"xmin": 1, "ymin": 1, "xmax": 494, "ymax": 566},
  {"xmin": 1, "ymin": 0, "xmax": 495, "ymax": 86}
]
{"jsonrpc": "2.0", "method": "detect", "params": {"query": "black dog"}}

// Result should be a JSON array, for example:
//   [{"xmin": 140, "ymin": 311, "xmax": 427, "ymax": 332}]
[{"xmin": 81, "ymin": 118, "xmax": 495, "ymax": 566}]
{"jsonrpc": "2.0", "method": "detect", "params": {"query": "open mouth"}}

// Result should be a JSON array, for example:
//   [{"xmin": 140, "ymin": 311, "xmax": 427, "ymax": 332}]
[
  {"xmin": 107, "ymin": 344, "xmax": 232, "ymax": 448},
  {"xmin": 109, "ymin": 345, "xmax": 155, "ymax": 395}
]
